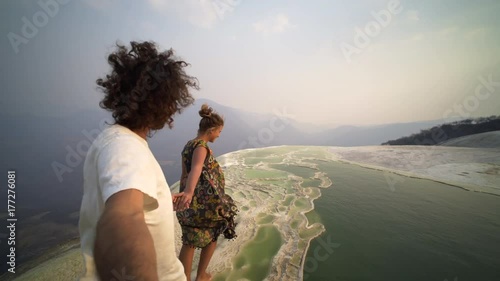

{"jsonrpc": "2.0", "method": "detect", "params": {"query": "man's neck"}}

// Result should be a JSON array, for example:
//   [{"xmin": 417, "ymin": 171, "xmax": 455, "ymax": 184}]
[{"xmin": 133, "ymin": 127, "xmax": 150, "ymax": 141}]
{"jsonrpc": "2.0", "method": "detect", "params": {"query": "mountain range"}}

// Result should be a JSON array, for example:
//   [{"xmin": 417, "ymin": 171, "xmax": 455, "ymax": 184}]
[
  {"xmin": 0, "ymin": 98, "xmax": 452, "ymax": 214},
  {"xmin": 0, "ymin": 98, "xmax": 473, "ymax": 273}
]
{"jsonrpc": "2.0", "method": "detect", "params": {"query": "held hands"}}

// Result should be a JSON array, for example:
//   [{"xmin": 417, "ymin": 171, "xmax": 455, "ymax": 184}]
[{"xmin": 172, "ymin": 191, "xmax": 193, "ymax": 212}]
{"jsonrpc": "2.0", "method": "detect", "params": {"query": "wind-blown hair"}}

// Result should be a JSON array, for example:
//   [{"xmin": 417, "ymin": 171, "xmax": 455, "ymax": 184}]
[
  {"xmin": 198, "ymin": 104, "xmax": 224, "ymax": 133},
  {"xmin": 97, "ymin": 41, "xmax": 198, "ymax": 131}
]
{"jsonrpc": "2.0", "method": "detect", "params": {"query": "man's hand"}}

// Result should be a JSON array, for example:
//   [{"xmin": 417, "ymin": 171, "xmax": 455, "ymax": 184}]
[{"xmin": 173, "ymin": 191, "xmax": 193, "ymax": 211}]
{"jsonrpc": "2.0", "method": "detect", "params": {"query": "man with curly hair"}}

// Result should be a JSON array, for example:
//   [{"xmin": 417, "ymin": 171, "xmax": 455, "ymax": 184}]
[{"xmin": 78, "ymin": 41, "xmax": 198, "ymax": 281}]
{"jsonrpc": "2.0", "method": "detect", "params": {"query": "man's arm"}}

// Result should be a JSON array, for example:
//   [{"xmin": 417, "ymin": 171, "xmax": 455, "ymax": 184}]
[{"xmin": 94, "ymin": 189, "xmax": 158, "ymax": 281}]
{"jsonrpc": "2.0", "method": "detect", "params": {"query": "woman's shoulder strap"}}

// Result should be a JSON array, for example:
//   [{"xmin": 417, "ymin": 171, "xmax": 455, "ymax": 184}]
[{"xmin": 193, "ymin": 139, "xmax": 209, "ymax": 148}]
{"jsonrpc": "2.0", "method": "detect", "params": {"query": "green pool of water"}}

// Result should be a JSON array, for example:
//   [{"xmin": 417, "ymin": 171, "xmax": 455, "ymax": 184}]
[{"xmin": 213, "ymin": 225, "xmax": 283, "ymax": 281}]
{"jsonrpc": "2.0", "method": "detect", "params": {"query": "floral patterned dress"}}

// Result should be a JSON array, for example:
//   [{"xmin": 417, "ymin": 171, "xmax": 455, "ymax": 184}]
[{"xmin": 176, "ymin": 139, "xmax": 238, "ymax": 248}]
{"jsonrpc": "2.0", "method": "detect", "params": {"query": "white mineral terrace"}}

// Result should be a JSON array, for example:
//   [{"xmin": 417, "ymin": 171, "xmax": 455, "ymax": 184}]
[
  {"xmin": 172, "ymin": 147, "xmax": 333, "ymax": 280},
  {"xmin": 10, "ymin": 145, "xmax": 499, "ymax": 280}
]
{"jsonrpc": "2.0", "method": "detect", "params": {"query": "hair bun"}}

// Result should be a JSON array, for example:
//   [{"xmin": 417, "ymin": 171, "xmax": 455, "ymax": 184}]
[{"xmin": 199, "ymin": 103, "xmax": 213, "ymax": 118}]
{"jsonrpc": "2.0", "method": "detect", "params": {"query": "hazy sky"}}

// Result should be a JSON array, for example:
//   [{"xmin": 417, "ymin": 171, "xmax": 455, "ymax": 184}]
[{"xmin": 1, "ymin": 0, "xmax": 499, "ymax": 126}]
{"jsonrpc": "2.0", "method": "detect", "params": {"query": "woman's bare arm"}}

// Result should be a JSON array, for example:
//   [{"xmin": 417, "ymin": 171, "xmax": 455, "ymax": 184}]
[{"xmin": 174, "ymin": 146, "xmax": 207, "ymax": 210}]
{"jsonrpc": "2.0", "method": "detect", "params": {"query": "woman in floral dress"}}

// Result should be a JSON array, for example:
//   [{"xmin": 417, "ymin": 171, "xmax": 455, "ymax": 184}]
[{"xmin": 174, "ymin": 103, "xmax": 238, "ymax": 281}]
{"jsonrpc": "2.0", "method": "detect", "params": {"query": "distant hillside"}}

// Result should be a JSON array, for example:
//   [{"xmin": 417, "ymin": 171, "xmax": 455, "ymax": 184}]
[
  {"xmin": 382, "ymin": 116, "xmax": 500, "ymax": 146},
  {"xmin": 307, "ymin": 120, "xmax": 446, "ymax": 146},
  {"xmin": 439, "ymin": 131, "xmax": 500, "ymax": 148}
]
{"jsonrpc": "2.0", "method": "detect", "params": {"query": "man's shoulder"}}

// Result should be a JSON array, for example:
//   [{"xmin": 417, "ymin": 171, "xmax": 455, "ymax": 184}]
[{"xmin": 96, "ymin": 125, "xmax": 147, "ymax": 151}]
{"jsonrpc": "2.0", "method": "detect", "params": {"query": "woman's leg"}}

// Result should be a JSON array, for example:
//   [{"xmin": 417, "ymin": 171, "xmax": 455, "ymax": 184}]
[
  {"xmin": 195, "ymin": 241, "xmax": 217, "ymax": 281},
  {"xmin": 179, "ymin": 244, "xmax": 195, "ymax": 281}
]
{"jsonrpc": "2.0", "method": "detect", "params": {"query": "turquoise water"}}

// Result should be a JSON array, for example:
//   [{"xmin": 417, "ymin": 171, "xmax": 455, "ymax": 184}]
[
  {"xmin": 213, "ymin": 225, "xmax": 283, "ymax": 281},
  {"xmin": 305, "ymin": 160, "xmax": 500, "ymax": 281},
  {"xmin": 216, "ymin": 147, "xmax": 500, "ymax": 280}
]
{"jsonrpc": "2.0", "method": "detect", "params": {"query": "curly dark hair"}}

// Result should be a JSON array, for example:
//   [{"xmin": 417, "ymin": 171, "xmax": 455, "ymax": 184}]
[{"xmin": 97, "ymin": 41, "xmax": 198, "ymax": 131}]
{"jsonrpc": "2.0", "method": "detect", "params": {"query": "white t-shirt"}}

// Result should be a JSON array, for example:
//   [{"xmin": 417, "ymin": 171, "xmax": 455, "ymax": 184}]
[{"xmin": 78, "ymin": 124, "xmax": 185, "ymax": 281}]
